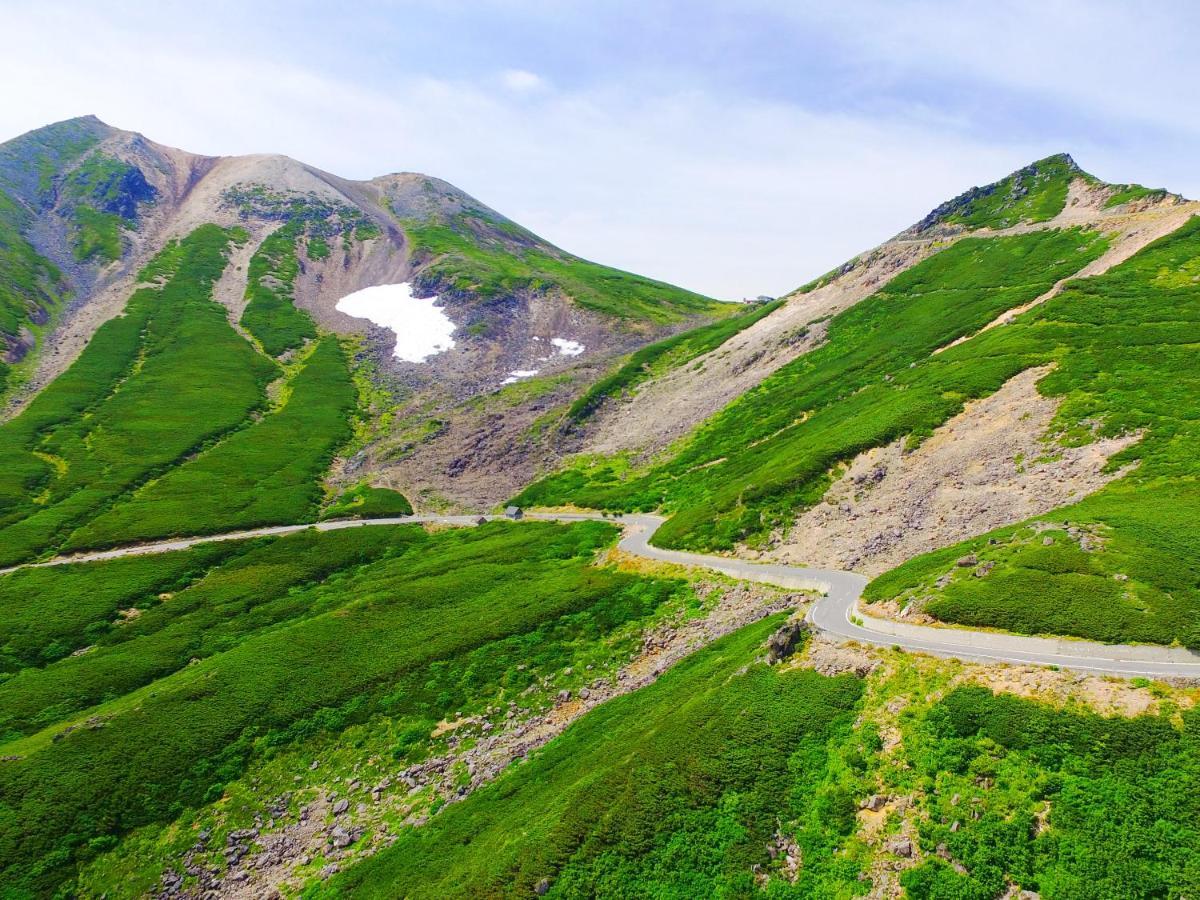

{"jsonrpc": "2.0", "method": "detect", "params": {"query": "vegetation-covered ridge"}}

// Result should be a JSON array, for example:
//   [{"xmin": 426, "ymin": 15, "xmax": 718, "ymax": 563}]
[
  {"xmin": 852, "ymin": 216, "xmax": 1200, "ymax": 647},
  {"xmin": 0, "ymin": 191, "xmax": 65, "ymax": 396},
  {"xmin": 0, "ymin": 119, "xmax": 113, "ymax": 395},
  {"xmin": 228, "ymin": 187, "xmax": 380, "ymax": 356},
  {"xmin": 0, "ymin": 225, "xmax": 275, "ymax": 566},
  {"xmin": 64, "ymin": 335, "xmax": 356, "ymax": 549},
  {"xmin": 912, "ymin": 153, "xmax": 1082, "ymax": 232},
  {"xmin": 516, "ymin": 228, "xmax": 1109, "ymax": 550},
  {"xmin": 403, "ymin": 212, "xmax": 730, "ymax": 324},
  {"xmin": 910, "ymin": 152, "xmax": 1181, "ymax": 234},
  {"xmin": 61, "ymin": 152, "xmax": 157, "ymax": 263}
]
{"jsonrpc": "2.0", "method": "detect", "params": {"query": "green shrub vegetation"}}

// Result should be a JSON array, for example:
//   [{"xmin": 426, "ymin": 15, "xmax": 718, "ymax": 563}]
[
  {"xmin": 239, "ymin": 222, "xmax": 318, "ymax": 356},
  {"xmin": 0, "ymin": 528, "xmax": 402, "ymax": 744},
  {"xmin": 322, "ymin": 482, "xmax": 413, "ymax": 519},
  {"xmin": 0, "ymin": 225, "xmax": 276, "ymax": 566},
  {"xmin": 0, "ymin": 190, "xmax": 65, "ymax": 395},
  {"xmin": 306, "ymin": 234, "xmax": 331, "ymax": 260},
  {"xmin": 517, "ymin": 228, "xmax": 1109, "ymax": 551},
  {"xmin": 70, "ymin": 204, "xmax": 124, "ymax": 262},
  {"xmin": 313, "ymin": 616, "xmax": 864, "ymax": 898},
  {"xmin": 404, "ymin": 215, "xmax": 730, "ymax": 324},
  {"xmin": 566, "ymin": 297, "xmax": 785, "ymax": 425},
  {"xmin": 0, "ymin": 117, "xmax": 102, "ymax": 203},
  {"xmin": 0, "ymin": 520, "xmax": 693, "ymax": 896},
  {"xmin": 67, "ymin": 336, "xmax": 356, "ymax": 547},
  {"xmin": 863, "ymin": 217, "xmax": 1200, "ymax": 645},
  {"xmin": 63, "ymin": 153, "xmax": 157, "ymax": 263},
  {"xmin": 936, "ymin": 153, "xmax": 1078, "ymax": 230},
  {"xmin": 0, "ymin": 543, "xmax": 242, "ymax": 674},
  {"xmin": 1103, "ymin": 183, "xmax": 1169, "ymax": 209},
  {"xmin": 902, "ymin": 685, "xmax": 1200, "ymax": 899}
]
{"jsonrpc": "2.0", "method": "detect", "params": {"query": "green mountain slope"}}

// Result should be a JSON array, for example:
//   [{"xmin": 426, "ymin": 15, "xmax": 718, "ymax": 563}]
[
  {"xmin": 516, "ymin": 228, "xmax": 1110, "ymax": 546},
  {"xmin": 0, "ymin": 520, "xmax": 689, "ymax": 896},
  {"xmin": 518, "ymin": 157, "xmax": 1200, "ymax": 650},
  {"xmin": 861, "ymin": 217, "xmax": 1200, "ymax": 647},
  {"xmin": 314, "ymin": 617, "xmax": 863, "ymax": 898}
]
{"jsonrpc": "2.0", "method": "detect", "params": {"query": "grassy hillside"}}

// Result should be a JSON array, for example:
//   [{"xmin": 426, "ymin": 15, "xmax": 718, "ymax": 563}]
[
  {"xmin": 0, "ymin": 203, "xmax": 396, "ymax": 560},
  {"xmin": 405, "ymin": 215, "xmax": 730, "ymax": 324},
  {"xmin": 66, "ymin": 335, "xmax": 355, "ymax": 548},
  {"xmin": 312, "ymin": 625, "xmax": 1200, "ymax": 900},
  {"xmin": 0, "ymin": 190, "xmax": 65, "ymax": 395},
  {"xmin": 0, "ymin": 225, "xmax": 276, "ymax": 565},
  {"xmin": 525, "ymin": 215, "xmax": 1200, "ymax": 647},
  {"xmin": 61, "ymin": 152, "xmax": 157, "ymax": 263},
  {"xmin": 858, "ymin": 216, "xmax": 1200, "ymax": 646},
  {"xmin": 517, "ymin": 228, "xmax": 1108, "ymax": 548},
  {"xmin": 240, "ymin": 221, "xmax": 319, "ymax": 355},
  {"xmin": 0, "ymin": 520, "xmax": 693, "ymax": 896},
  {"xmin": 314, "ymin": 616, "xmax": 863, "ymax": 898},
  {"xmin": 931, "ymin": 153, "xmax": 1079, "ymax": 230}
]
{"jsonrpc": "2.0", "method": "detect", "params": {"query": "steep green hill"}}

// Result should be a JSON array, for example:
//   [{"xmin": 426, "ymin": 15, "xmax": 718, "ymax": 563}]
[
  {"xmin": 861, "ymin": 217, "xmax": 1200, "ymax": 646},
  {"xmin": 516, "ymin": 228, "xmax": 1110, "ymax": 547},
  {"xmin": 912, "ymin": 153, "xmax": 1081, "ymax": 231}
]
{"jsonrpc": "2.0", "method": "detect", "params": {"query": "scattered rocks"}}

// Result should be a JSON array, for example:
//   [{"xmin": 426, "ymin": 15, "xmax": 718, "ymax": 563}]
[
  {"xmin": 956, "ymin": 553, "xmax": 978, "ymax": 568},
  {"xmin": 804, "ymin": 636, "xmax": 879, "ymax": 678},
  {"xmin": 765, "ymin": 620, "xmax": 808, "ymax": 664},
  {"xmin": 332, "ymin": 799, "xmax": 349, "ymax": 816}
]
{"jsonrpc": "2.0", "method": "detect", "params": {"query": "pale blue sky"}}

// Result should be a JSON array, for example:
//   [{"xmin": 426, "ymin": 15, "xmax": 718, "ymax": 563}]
[{"xmin": 2, "ymin": 1, "xmax": 1196, "ymax": 297}]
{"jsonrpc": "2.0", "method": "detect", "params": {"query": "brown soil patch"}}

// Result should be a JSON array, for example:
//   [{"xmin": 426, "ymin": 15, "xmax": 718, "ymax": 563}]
[
  {"xmin": 955, "ymin": 663, "xmax": 1197, "ymax": 718},
  {"xmin": 765, "ymin": 366, "xmax": 1140, "ymax": 575}
]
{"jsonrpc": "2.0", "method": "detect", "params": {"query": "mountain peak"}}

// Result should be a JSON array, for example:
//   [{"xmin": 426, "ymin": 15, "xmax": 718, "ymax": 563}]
[{"xmin": 909, "ymin": 152, "xmax": 1088, "ymax": 234}]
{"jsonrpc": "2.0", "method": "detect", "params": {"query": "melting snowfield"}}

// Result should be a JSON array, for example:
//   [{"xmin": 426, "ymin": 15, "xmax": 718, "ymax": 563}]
[
  {"xmin": 502, "ymin": 369, "xmax": 540, "ymax": 385},
  {"xmin": 335, "ymin": 283, "xmax": 457, "ymax": 362},
  {"xmin": 501, "ymin": 336, "xmax": 587, "ymax": 386},
  {"xmin": 551, "ymin": 337, "xmax": 584, "ymax": 356}
]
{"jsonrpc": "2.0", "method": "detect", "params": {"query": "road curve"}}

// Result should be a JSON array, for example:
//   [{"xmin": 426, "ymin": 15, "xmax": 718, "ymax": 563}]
[{"xmin": 5, "ymin": 511, "xmax": 1200, "ymax": 679}]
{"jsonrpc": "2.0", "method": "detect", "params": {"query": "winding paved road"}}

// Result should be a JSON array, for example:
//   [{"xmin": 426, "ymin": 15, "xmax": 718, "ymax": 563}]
[{"xmin": 6, "ymin": 511, "xmax": 1200, "ymax": 679}]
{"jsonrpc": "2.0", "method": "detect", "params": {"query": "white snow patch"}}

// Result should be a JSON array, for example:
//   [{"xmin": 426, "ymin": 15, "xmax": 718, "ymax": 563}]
[
  {"xmin": 502, "ymin": 369, "xmax": 540, "ymax": 385},
  {"xmin": 335, "ymin": 283, "xmax": 456, "ymax": 363},
  {"xmin": 551, "ymin": 337, "xmax": 584, "ymax": 356}
]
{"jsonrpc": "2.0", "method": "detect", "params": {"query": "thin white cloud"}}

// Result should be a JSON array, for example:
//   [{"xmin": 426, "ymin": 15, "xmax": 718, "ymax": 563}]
[
  {"xmin": 500, "ymin": 68, "xmax": 547, "ymax": 92},
  {"xmin": 0, "ymin": 2, "xmax": 1189, "ymax": 299}
]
